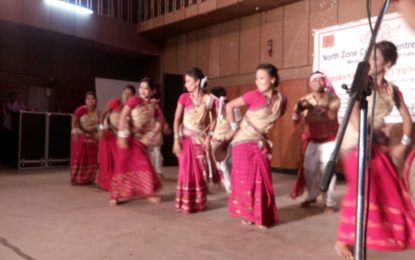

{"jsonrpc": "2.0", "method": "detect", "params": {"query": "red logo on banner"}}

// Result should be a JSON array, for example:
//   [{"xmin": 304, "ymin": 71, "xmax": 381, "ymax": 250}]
[{"xmin": 323, "ymin": 35, "xmax": 334, "ymax": 48}]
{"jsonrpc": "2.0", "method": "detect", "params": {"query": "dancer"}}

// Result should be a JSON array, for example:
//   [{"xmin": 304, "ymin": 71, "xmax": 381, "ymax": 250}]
[
  {"xmin": 70, "ymin": 91, "xmax": 99, "ymax": 185},
  {"xmin": 290, "ymin": 72, "xmax": 340, "ymax": 214},
  {"xmin": 173, "ymin": 67, "xmax": 216, "ymax": 214},
  {"xmin": 96, "ymin": 85, "xmax": 136, "ymax": 191},
  {"xmin": 226, "ymin": 63, "xmax": 287, "ymax": 229},
  {"xmin": 210, "ymin": 86, "xmax": 242, "ymax": 193},
  {"xmin": 110, "ymin": 78, "xmax": 162, "ymax": 205},
  {"xmin": 335, "ymin": 41, "xmax": 415, "ymax": 258},
  {"xmin": 143, "ymin": 81, "xmax": 168, "ymax": 180}
]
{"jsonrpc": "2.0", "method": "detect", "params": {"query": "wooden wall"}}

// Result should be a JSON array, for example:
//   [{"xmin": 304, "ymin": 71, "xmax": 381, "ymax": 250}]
[
  {"xmin": 160, "ymin": 0, "xmax": 398, "ymax": 169},
  {"xmin": 0, "ymin": 22, "xmax": 159, "ymax": 114}
]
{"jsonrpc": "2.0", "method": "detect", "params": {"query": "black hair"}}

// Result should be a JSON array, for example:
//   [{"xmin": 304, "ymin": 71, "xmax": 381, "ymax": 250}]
[
  {"xmin": 210, "ymin": 86, "xmax": 227, "ymax": 98},
  {"xmin": 256, "ymin": 63, "xmax": 280, "ymax": 87},
  {"xmin": 376, "ymin": 41, "xmax": 398, "ymax": 66},
  {"xmin": 124, "ymin": 84, "xmax": 136, "ymax": 95},
  {"xmin": 139, "ymin": 77, "xmax": 156, "ymax": 90},
  {"xmin": 85, "ymin": 91, "xmax": 97, "ymax": 100},
  {"xmin": 186, "ymin": 67, "xmax": 207, "ymax": 88}
]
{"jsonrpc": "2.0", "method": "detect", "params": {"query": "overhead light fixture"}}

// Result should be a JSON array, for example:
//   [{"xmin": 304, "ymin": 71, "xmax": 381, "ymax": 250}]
[{"xmin": 45, "ymin": 0, "xmax": 93, "ymax": 15}]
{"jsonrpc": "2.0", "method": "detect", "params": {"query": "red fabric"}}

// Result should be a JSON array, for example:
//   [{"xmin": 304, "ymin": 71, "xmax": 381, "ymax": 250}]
[
  {"xmin": 70, "ymin": 133, "xmax": 98, "ymax": 185},
  {"xmin": 125, "ymin": 96, "xmax": 142, "ymax": 109},
  {"xmin": 178, "ymin": 93, "xmax": 191, "ymax": 107},
  {"xmin": 337, "ymin": 146, "xmax": 415, "ymax": 250},
  {"xmin": 73, "ymin": 105, "xmax": 86, "ymax": 118},
  {"xmin": 111, "ymin": 138, "xmax": 161, "ymax": 199},
  {"xmin": 289, "ymin": 132, "xmax": 311, "ymax": 199},
  {"xmin": 96, "ymin": 130, "xmax": 118, "ymax": 191},
  {"xmin": 175, "ymin": 136, "xmax": 208, "ymax": 214},
  {"xmin": 228, "ymin": 142, "xmax": 278, "ymax": 227},
  {"xmin": 107, "ymin": 98, "xmax": 122, "ymax": 112},
  {"xmin": 242, "ymin": 90, "xmax": 266, "ymax": 109},
  {"xmin": 403, "ymin": 148, "xmax": 415, "ymax": 201},
  {"xmin": 308, "ymin": 120, "xmax": 338, "ymax": 141}
]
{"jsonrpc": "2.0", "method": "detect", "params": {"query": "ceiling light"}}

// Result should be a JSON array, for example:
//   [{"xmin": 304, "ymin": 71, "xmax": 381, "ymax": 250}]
[{"xmin": 45, "ymin": 0, "xmax": 93, "ymax": 15}]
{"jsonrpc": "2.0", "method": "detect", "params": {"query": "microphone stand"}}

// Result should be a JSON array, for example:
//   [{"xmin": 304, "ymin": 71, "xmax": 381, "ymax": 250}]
[{"xmin": 319, "ymin": 1, "xmax": 391, "ymax": 259}]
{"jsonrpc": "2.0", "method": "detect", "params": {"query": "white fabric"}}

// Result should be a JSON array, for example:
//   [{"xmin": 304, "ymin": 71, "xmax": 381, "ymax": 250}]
[
  {"xmin": 149, "ymin": 146, "xmax": 163, "ymax": 174},
  {"xmin": 216, "ymin": 153, "xmax": 232, "ymax": 193},
  {"xmin": 303, "ymin": 141, "xmax": 337, "ymax": 207}
]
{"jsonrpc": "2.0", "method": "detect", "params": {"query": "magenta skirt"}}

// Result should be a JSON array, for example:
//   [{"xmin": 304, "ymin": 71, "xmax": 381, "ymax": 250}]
[
  {"xmin": 111, "ymin": 138, "xmax": 161, "ymax": 200},
  {"xmin": 175, "ymin": 136, "xmax": 208, "ymax": 214},
  {"xmin": 96, "ymin": 130, "xmax": 118, "ymax": 191},
  {"xmin": 337, "ymin": 146, "xmax": 415, "ymax": 250},
  {"xmin": 228, "ymin": 142, "xmax": 278, "ymax": 227},
  {"xmin": 70, "ymin": 134, "xmax": 98, "ymax": 185}
]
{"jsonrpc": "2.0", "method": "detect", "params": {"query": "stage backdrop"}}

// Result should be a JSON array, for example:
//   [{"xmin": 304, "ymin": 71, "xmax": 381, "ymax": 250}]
[
  {"xmin": 313, "ymin": 12, "xmax": 415, "ymax": 123},
  {"xmin": 95, "ymin": 78, "xmax": 138, "ymax": 110}
]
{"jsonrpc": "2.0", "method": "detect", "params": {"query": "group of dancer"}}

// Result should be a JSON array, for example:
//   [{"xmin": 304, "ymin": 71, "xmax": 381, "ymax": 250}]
[
  {"xmin": 69, "ymin": 41, "xmax": 415, "ymax": 258},
  {"xmin": 70, "ymin": 79, "xmax": 164, "ymax": 204}
]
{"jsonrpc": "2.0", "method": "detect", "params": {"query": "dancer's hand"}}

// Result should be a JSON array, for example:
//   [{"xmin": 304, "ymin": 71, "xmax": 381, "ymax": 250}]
[
  {"xmin": 390, "ymin": 143, "xmax": 407, "ymax": 165},
  {"xmin": 117, "ymin": 137, "xmax": 128, "ymax": 149},
  {"xmin": 204, "ymin": 136, "xmax": 211, "ymax": 151},
  {"xmin": 163, "ymin": 124, "xmax": 172, "ymax": 135},
  {"xmin": 225, "ymin": 130, "xmax": 236, "ymax": 142},
  {"xmin": 173, "ymin": 140, "xmax": 182, "ymax": 157},
  {"xmin": 142, "ymin": 132, "xmax": 155, "ymax": 146}
]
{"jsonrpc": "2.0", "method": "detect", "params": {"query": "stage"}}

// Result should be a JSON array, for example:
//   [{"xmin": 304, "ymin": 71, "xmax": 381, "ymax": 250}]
[{"xmin": 0, "ymin": 167, "xmax": 413, "ymax": 260}]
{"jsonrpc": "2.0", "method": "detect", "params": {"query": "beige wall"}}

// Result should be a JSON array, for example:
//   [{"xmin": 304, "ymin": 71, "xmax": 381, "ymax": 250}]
[{"xmin": 160, "ymin": 0, "xmax": 398, "ymax": 169}]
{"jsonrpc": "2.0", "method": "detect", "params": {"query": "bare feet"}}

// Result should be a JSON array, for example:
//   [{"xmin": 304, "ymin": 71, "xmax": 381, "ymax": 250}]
[
  {"xmin": 300, "ymin": 198, "xmax": 317, "ymax": 208},
  {"xmin": 257, "ymin": 225, "xmax": 268, "ymax": 231},
  {"xmin": 241, "ymin": 220, "xmax": 254, "ymax": 226},
  {"xmin": 109, "ymin": 199, "xmax": 118, "ymax": 206},
  {"xmin": 147, "ymin": 196, "xmax": 162, "ymax": 204},
  {"xmin": 335, "ymin": 242, "xmax": 354, "ymax": 259},
  {"xmin": 323, "ymin": 206, "xmax": 337, "ymax": 214}
]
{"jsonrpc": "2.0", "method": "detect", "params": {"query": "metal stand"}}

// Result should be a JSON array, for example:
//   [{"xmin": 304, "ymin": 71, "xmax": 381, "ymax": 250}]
[{"xmin": 319, "ymin": 1, "xmax": 391, "ymax": 259}]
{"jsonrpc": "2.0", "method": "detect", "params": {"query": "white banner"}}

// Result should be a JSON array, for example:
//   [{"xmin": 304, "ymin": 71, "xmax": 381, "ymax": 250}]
[{"xmin": 313, "ymin": 12, "xmax": 415, "ymax": 123}]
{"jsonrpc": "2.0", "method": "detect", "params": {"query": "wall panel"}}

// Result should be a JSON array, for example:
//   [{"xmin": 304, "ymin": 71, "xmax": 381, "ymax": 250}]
[
  {"xmin": 186, "ymin": 31, "xmax": 199, "ymax": 71},
  {"xmin": 176, "ymin": 33, "xmax": 188, "ymax": 74},
  {"xmin": 197, "ymin": 28, "xmax": 210, "ymax": 76},
  {"xmin": 283, "ymin": 0, "xmax": 309, "ymax": 68},
  {"xmin": 220, "ymin": 20, "xmax": 240, "ymax": 76},
  {"xmin": 208, "ymin": 24, "xmax": 221, "ymax": 78},
  {"xmin": 22, "ymin": 0, "xmax": 50, "ymax": 30},
  {"xmin": 164, "ymin": 36, "xmax": 178, "ymax": 74},
  {"xmin": 239, "ymin": 14, "xmax": 260, "ymax": 74},
  {"xmin": 260, "ymin": 8, "xmax": 284, "ymax": 68}
]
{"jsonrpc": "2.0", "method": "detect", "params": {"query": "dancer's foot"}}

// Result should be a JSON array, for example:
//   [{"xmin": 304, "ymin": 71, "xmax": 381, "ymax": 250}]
[
  {"xmin": 300, "ymin": 198, "xmax": 317, "ymax": 208},
  {"xmin": 257, "ymin": 225, "xmax": 268, "ymax": 231},
  {"xmin": 147, "ymin": 196, "xmax": 162, "ymax": 204},
  {"xmin": 323, "ymin": 206, "xmax": 336, "ymax": 214},
  {"xmin": 241, "ymin": 220, "xmax": 254, "ymax": 226},
  {"xmin": 109, "ymin": 199, "xmax": 118, "ymax": 206},
  {"xmin": 334, "ymin": 242, "xmax": 354, "ymax": 259}
]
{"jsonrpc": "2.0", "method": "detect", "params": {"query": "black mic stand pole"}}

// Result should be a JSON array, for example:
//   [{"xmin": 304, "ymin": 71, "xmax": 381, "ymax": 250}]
[{"xmin": 319, "ymin": 1, "xmax": 391, "ymax": 259}]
